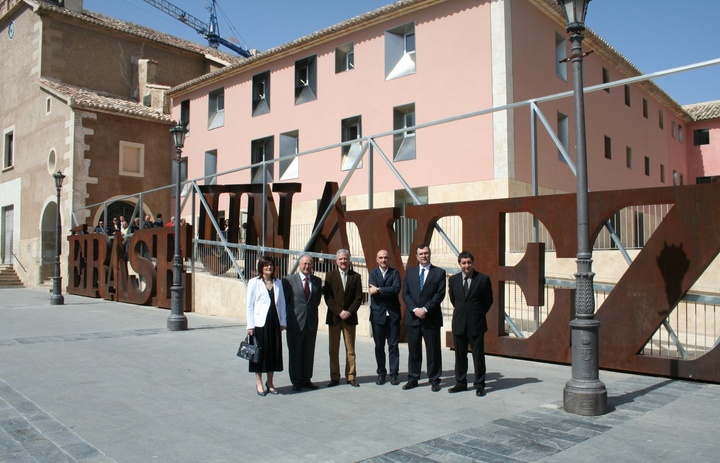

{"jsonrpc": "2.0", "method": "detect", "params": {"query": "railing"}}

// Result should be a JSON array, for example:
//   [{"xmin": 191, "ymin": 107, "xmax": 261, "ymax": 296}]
[
  {"xmin": 11, "ymin": 252, "xmax": 27, "ymax": 274},
  {"xmin": 500, "ymin": 278, "xmax": 720, "ymax": 360}
]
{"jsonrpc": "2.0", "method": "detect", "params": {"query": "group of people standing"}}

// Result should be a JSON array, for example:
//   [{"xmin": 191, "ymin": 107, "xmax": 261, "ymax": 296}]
[
  {"xmin": 93, "ymin": 213, "xmax": 170, "ymax": 235},
  {"xmin": 245, "ymin": 244, "xmax": 493, "ymax": 398}
]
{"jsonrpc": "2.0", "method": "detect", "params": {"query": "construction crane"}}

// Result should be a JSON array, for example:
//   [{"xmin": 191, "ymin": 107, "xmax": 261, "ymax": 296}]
[{"xmin": 142, "ymin": 0, "xmax": 252, "ymax": 57}]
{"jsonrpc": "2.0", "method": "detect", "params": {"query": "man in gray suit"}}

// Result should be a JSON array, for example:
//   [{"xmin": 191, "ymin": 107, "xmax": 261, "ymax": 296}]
[{"xmin": 283, "ymin": 255, "xmax": 323, "ymax": 391}]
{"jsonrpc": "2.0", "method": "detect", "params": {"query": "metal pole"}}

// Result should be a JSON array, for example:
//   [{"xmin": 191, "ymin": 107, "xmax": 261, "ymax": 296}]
[
  {"xmin": 168, "ymin": 141, "xmax": 188, "ymax": 330},
  {"xmin": 50, "ymin": 173, "xmax": 64, "ymax": 305},
  {"xmin": 563, "ymin": 29, "xmax": 607, "ymax": 416}
]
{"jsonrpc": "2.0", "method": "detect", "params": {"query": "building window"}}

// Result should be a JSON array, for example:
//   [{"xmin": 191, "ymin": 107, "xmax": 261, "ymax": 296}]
[
  {"xmin": 604, "ymin": 135, "xmax": 612, "ymax": 160},
  {"xmin": 341, "ymin": 115, "xmax": 362, "ymax": 171},
  {"xmin": 208, "ymin": 88, "xmax": 225, "ymax": 129},
  {"xmin": 385, "ymin": 22, "xmax": 416, "ymax": 80},
  {"xmin": 393, "ymin": 104, "xmax": 416, "ymax": 162},
  {"xmin": 602, "ymin": 67, "xmax": 610, "ymax": 92},
  {"xmin": 671, "ymin": 121, "xmax": 677, "ymax": 138},
  {"xmin": 295, "ymin": 55, "xmax": 317, "ymax": 104},
  {"xmin": 626, "ymin": 147, "xmax": 632, "ymax": 168},
  {"xmin": 335, "ymin": 42, "xmax": 355, "ymax": 73},
  {"xmin": 624, "ymin": 85, "xmax": 631, "ymax": 107},
  {"xmin": 252, "ymin": 71, "xmax": 270, "ymax": 116},
  {"xmin": 251, "ymin": 136, "xmax": 274, "ymax": 184},
  {"xmin": 644, "ymin": 156, "xmax": 650, "ymax": 176},
  {"xmin": 46, "ymin": 97, "xmax": 52, "ymax": 114},
  {"xmin": 660, "ymin": 164, "xmax": 666, "ymax": 183},
  {"xmin": 204, "ymin": 149, "xmax": 217, "ymax": 185},
  {"xmin": 673, "ymin": 170, "xmax": 678, "ymax": 185},
  {"xmin": 555, "ymin": 33, "xmax": 567, "ymax": 81},
  {"xmin": 279, "ymin": 131, "xmax": 299, "ymax": 180},
  {"xmin": 119, "ymin": 141, "xmax": 145, "ymax": 177},
  {"xmin": 694, "ymin": 128, "xmax": 710, "ymax": 145},
  {"xmin": 678, "ymin": 125, "xmax": 683, "ymax": 142},
  {"xmin": 180, "ymin": 99, "xmax": 190, "ymax": 127},
  {"xmin": 659, "ymin": 110, "xmax": 664, "ymax": 129},
  {"xmin": 642, "ymin": 98, "xmax": 648, "ymax": 118},
  {"xmin": 557, "ymin": 112, "xmax": 569, "ymax": 162},
  {"xmin": 2, "ymin": 127, "xmax": 14, "ymax": 170},
  {"xmin": 679, "ymin": 173, "xmax": 684, "ymax": 185}
]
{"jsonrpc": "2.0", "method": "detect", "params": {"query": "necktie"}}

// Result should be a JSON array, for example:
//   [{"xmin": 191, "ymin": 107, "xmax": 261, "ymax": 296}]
[
  {"xmin": 341, "ymin": 271, "xmax": 347, "ymax": 290},
  {"xmin": 464, "ymin": 276, "xmax": 470, "ymax": 296},
  {"xmin": 419, "ymin": 267, "xmax": 426, "ymax": 292},
  {"xmin": 303, "ymin": 276, "xmax": 310, "ymax": 300}
]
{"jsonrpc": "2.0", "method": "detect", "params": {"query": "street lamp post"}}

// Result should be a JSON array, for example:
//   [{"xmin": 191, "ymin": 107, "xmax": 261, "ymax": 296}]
[
  {"xmin": 557, "ymin": 0, "xmax": 607, "ymax": 416},
  {"xmin": 50, "ymin": 171, "xmax": 66, "ymax": 305},
  {"xmin": 168, "ymin": 124, "xmax": 189, "ymax": 331}
]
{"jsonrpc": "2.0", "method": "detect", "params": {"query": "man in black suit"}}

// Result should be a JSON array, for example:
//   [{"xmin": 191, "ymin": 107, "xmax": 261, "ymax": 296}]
[
  {"xmin": 401, "ymin": 244, "xmax": 446, "ymax": 392},
  {"xmin": 368, "ymin": 249, "xmax": 402, "ymax": 386},
  {"xmin": 283, "ymin": 255, "xmax": 323, "ymax": 391},
  {"xmin": 323, "ymin": 249, "xmax": 363, "ymax": 387},
  {"xmin": 448, "ymin": 251, "xmax": 493, "ymax": 397}
]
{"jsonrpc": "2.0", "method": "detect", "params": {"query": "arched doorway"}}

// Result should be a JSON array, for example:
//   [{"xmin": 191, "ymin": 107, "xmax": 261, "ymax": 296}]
[{"xmin": 40, "ymin": 201, "xmax": 57, "ymax": 281}]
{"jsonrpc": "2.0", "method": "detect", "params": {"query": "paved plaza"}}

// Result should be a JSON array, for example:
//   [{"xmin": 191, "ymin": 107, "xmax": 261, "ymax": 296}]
[{"xmin": 1, "ymin": 288, "xmax": 718, "ymax": 462}]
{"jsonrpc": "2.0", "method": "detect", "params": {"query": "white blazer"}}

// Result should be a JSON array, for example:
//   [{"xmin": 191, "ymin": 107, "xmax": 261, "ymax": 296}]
[{"xmin": 246, "ymin": 277, "xmax": 287, "ymax": 329}]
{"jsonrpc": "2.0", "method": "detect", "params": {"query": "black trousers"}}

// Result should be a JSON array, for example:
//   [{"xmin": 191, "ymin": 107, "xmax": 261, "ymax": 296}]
[
  {"xmin": 406, "ymin": 324, "xmax": 441, "ymax": 383},
  {"xmin": 286, "ymin": 327, "xmax": 317, "ymax": 386},
  {"xmin": 453, "ymin": 330, "xmax": 486, "ymax": 389},
  {"xmin": 371, "ymin": 316, "xmax": 400, "ymax": 376}
]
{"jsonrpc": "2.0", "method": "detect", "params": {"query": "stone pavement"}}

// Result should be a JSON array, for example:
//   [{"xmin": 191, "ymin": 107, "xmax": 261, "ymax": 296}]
[{"xmin": 1, "ymin": 288, "xmax": 718, "ymax": 462}]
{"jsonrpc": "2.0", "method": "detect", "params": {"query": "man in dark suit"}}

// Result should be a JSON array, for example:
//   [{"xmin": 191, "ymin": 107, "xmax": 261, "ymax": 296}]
[
  {"xmin": 448, "ymin": 251, "xmax": 493, "ymax": 397},
  {"xmin": 283, "ymin": 254, "xmax": 323, "ymax": 391},
  {"xmin": 402, "ymin": 244, "xmax": 446, "ymax": 392},
  {"xmin": 368, "ymin": 249, "xmax": 402, "ymax": 386},
  {"xmin": 323, "ymin": 249, "xmax": 363, "ymax": 387}
]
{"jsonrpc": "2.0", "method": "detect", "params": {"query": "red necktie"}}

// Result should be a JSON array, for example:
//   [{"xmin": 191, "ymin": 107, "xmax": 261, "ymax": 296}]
[{"xmin": 304, "ymin": 276, "xmax": 310, "ymax": 300}]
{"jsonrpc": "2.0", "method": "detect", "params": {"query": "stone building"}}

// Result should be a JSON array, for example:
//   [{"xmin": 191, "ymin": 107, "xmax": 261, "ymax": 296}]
[{"xmin": 0, "ymin": 0, "xmax": 242, "ymax": 285}]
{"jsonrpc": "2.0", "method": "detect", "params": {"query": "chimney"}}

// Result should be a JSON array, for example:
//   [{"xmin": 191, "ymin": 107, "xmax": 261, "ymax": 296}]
[{"xmin": 62, "ymin": 0, "xmax": 83, "ymax": 13}]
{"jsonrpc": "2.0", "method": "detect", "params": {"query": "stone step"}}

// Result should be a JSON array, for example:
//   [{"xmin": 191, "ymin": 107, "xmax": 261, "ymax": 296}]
[{"xmin": 0, "ymin": 265, "xmax": 24, "ymax": 288}]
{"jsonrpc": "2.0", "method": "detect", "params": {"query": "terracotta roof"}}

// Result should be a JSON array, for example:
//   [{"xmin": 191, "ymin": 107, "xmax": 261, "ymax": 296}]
[
  {"xmin": 40, "ymin": 78, "xmax": 173, "ymax": 123},
  {"xmin": 683, "ymin": 100, "xmax": 720, "ymax": 122},
  {"xmin": 28, "ymin": 0, "xmax": 244, "ymax": 66}
]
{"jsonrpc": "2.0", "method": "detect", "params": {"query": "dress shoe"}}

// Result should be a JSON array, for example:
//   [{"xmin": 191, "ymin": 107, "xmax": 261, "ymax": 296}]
[
  {"xmin": 376, "ymin": 374, "xmax": 386, "ymax": 385},
  {"xmin": 256, "ymin": 387, "xmax": 266, "ymax": 397},
  {"xmin": 303, "ymin": 381, "xmax": 319, "ymax": 390},
  {"xmin": 265, "ymin": 382, "xmax": 279, "ymax": 395},
  {"xmin": 390, "ymin": 375, "xmax": 400, "ymax": 386},
  {"xmin": 402, "ymin": 380, "xmax": 418, "ymax": 390},
  {"xmin": 448, "ymin": 384, "xmax": 467, "ymax": 393},
  {"xmin": 476, "ymin": 388, "xmax": 486, "ymax": 397},
  {"xmin": 347, "ymin": 380, "xmax": 360, "ymax": 387},
  {"xmin": 327, "ymin": 380, "xmax": 340, "ymax": 387},
  {"xmin": 291, "ymin": 384, "xmax": 302, "ymax": 392},
  {"xmin": 431, "ymin": 382, "xmax": 442, "ymax": 392}
]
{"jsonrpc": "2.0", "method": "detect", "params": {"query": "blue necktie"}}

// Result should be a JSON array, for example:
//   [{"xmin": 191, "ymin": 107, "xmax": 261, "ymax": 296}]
[{"xmin": 419, "ymin": 267, "xmax": 426, "ymax": 292}]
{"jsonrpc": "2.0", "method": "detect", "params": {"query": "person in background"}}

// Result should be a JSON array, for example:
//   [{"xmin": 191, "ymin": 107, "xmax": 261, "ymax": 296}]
[
  {"xmin": 93, "ymin": 220, "xmax": 107, "ymax": 234},
  {"xmin": 153, "ymin": 213, "xmax": 164, "ymax": 227},
  {"xmin": 246, "ymin": 256, "xmax": 287, "ymax": 397},
  {"xmin": 166, "ymin": 216, "xmax": 175, "ymax": 227}
]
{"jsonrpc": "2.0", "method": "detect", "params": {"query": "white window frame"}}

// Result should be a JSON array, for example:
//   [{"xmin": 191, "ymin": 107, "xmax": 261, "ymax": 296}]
[
  {"xmin": 3, "ymin": 125, "xmax": 15, "ymax": 170},
  {"xmin": 208, "ymin": 88, "xmax": 225, "ymax": 130},
  {"xmin": 119, "ymin": 140, "xmax": 145, "ymax": 177}
]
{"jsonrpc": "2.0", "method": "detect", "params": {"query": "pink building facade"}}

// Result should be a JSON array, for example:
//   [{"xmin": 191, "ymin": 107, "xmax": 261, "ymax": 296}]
[{"xmin": 167, "ymin": 0, "xmax": 714, "ymax": 227}]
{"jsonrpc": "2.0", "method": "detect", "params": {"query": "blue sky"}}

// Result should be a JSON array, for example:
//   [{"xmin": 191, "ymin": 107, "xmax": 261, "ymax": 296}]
[{"xmin": 84, "ymin": 0, "xmax": 720, "ymax": 106}]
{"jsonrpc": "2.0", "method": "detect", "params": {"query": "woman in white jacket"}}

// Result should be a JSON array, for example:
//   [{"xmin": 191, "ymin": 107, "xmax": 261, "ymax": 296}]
[{"xmin": 246, "ymin": 255, "xmax": 287, "ymax": 396}]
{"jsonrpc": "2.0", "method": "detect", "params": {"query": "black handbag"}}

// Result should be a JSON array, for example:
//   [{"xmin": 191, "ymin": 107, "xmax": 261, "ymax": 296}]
[{"xmin": 237, "ymin": 334, "xmax": 262, "ymax": 363}]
